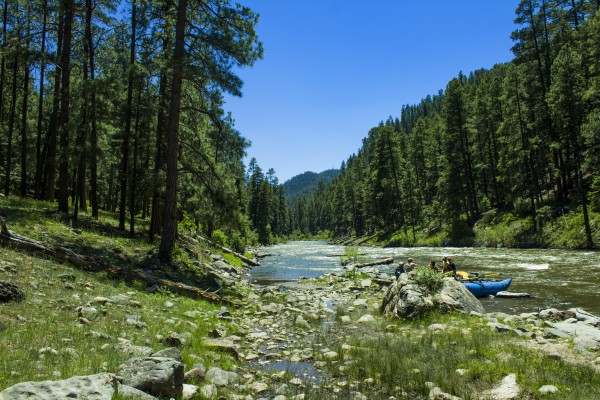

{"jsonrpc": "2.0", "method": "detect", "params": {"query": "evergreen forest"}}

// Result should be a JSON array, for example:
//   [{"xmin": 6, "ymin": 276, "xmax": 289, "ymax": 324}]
[
  {"xmin": 288, "ymin": 0, "xmax": 600, "ymax": 249},
  {"xmin": 1, "ymin": 0, "xmax": 600, "ymax": 255}
]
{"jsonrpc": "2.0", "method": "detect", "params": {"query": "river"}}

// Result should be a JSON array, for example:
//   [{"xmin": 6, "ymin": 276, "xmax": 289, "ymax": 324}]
[{"xmin": 247, "ymin": 241, "xmax": 600, "ymax": 315}]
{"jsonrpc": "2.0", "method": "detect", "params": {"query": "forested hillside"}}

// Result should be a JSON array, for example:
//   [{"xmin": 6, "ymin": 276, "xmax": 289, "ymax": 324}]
[
  {"xmin": 283, "ymin": 169, "xmax": 338, "ymax": 201},
  {"xmin": 290, "ymin": 1, "xmax": 600, "ymax": 248}
]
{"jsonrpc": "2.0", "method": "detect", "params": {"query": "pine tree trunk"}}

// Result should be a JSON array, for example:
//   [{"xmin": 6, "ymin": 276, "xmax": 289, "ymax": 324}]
[
  {"xmin": 57, "ymin": 0, "xmax": 75, "ymax": 213},
  {"xmin": 20, "ymin": 7, "xmax": 31, "ymax": 197},
  {"xmin": 159, "ymin": 0, "xmax": 187, "ymax": 261},
  {"xmin": 34, "ymin": 0, "xmax": 48, "ymax": 199},
  {"xmin": 119, "ymin": 0, "xmax": 137, "ymax": 231},
  {"xmin": 4, "ymin": 45, "xmax": 19, "ymax": 196},
  {"xmin": 0, "ymin": 1, "xmax": 8, "ymax": 169},
  {"xmin": 42, "ymin": 11, "xmax": 63, "ymax": 202},
  {"xmin": 86, "ymin": 0, "xmax": 98, "ymax": 219},
  {"xmin": 150, "ymin": 38, "xmax": 171, "ymax": 241},
  {"xmin": 130, "ymin": 79, "xmax": 143, "ymax": 235}
]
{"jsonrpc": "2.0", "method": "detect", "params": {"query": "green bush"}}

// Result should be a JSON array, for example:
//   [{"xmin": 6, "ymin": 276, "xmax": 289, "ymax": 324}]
[
  {"xmin": 412, "ymin": 266, "xmax": 445, "ymax": 294},
  {"xmin": 211, "ymin": 229, "xmax": 229, "ymax": 247}
]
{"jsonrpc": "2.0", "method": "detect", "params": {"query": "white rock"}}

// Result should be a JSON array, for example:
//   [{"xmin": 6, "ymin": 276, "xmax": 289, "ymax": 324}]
[
  {"xmin": 182, "ymin": 384, "xmax": 199, "ymax": 400},
  {"xmin": 200, "ymin": 383, "xmax": 218, "ymax": 399},
  {"xmin": 538, "ymin": 385, "xmax": 559, "ymax": 394},
  {"xmin": 357, "ymin": 314, "xmax": 375, "ymax": 323},
  {"xmin": 249, "ymin": 381, "xmax": 269, "ymax": 393}
]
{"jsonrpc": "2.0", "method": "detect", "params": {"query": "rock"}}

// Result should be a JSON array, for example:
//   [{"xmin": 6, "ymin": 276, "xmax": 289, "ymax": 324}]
[
  {"xmin": 93, "ymin": 296, "xmax": 110, "ymax": 304},
  {"xmin": 295, "ymin": 315, "xmax": 311, "ymax": 329},
  {"xmin": 543, "ymin": 327, "xmax": 572, "ymax": 339},
  {"xmin": 428, "ymin": 386, "xmax": 462, "ymax": 399},
  {"xmin": 0, "ymin": 320, "xmax": 7, "ymax": 331},
  {"xmin": 381, "ymin": 274, "xmax": 484, "ymax": 319},
  {"xmin": 114, "ymin": 338, "xmax": 154, "ymax": 357},
  {"xmin": 495, "ymin": 291, "xmax": 530, "ymax": 298},
  {"xmin": 357, "ymin": 314, "xmax": 375, "ymax": 323},
  {"xmin": 0, "ymin": 373, "xmax": 155, "ymax": 400},
  {"xmin": 184, "ymin": 367, "xmax": 206, "ymax": 383},
  {"xmin": 0, "ymin": 281, "xmax": 25, "ymax": 303},
  {"xmin": 209, "ymin": 328, "xmax": 227, "ymax": 338},
  {"xmin": 483, "ymin": 373, "xmax": 520, "ymax": 400},
  {"xmin": 165, "ymin": 332, "xmax": 190, "ymax": 347},
  {"xmin": 323, "ymin": 351, "xmax": 339, "ymax": 360},
  {"xmin": 77, "ymin": 306, "xmax": 99, "ymax": 320},
  {"xmin": 205, "ymin": 367, "xmax": 239, "ymax": 386},
  {"xmin": 200, "ymin": 383, "xmax": 218, "ymax": 399},
  {"xmin": 182, "ymin": 384, "xmax": 199, "ymax": 400},
  {"xmin": 488, "ymin": 322, "xmax": 512, "ymax": 333},
  {"xmin": 569, "ymin": 308, "xmax": 600, "ymax": 326},
  {"xmin": 538, "ymin": 385, "xmax": 559, "ymax": 394},
  {"xmin": 202, "ymin": 338, "xmax": 239, "ymax": 359},
  {"xmin": 340, "ymin": 315, "xmax": 352, "ymax": 324},
  {"xmin": 539, "ymin": 308, "xmax": 576, "ymax": 322},
  {"xmin": 125, "ymin": 314, "xmax": 148, "ymax": 329},
  {"xmin": 249, "ymin": 381, "xmax": 269, "ymax": 393},
  {"xmin": 117, "ymin": 356, "xmax": 184, "ymax": 398},
  {"xmin": 152, "ymin": 347, "xmax": 183, "ymax": 361},
  {"xmin": 428, "ymin": 323, "xmax": 446, "ymax": 332},
  {"xmin": 360, "ymin": 279, "xmax": 372, "ymax": 287}
]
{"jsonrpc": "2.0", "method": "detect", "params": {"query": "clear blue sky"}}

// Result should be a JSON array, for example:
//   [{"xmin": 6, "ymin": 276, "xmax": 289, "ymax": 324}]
[{"xmin": 224, "ymin": 1, "xmax": 521, "ymax": 183}]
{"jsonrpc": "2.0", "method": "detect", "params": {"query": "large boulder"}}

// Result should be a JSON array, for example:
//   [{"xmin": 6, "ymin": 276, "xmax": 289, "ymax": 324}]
[
  {"xmin": 0, "ymin": 373, "xmax": 156, "ymax": 400},
  {"xmin": 381, "ymin": 273, "xmax": 484, "ymax": 318},
  {"xmin": 117, "ymin": 356, "xmax": 184, "ymax": 399},
  {"xmin": 0, "ymin": 281, "xmax": 25, "ymax": 303}
]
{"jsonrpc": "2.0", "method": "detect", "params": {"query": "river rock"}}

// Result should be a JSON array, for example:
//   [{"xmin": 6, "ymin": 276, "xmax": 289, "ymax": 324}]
[
  {"xmin": 205, "ymin": 367, "xmax": 239, "ymax": 386},
  {"xmin": 0, "ymin": 281, "xmax": 25, "ymax": 303},
  {"xmin": 381, "ymin": 274, "xmax": 484, "ymax": 318},
  {"xmin": 0, "ymin": 373, "xmax": 156, "ymax": 400},
  {"xmin": 117, "ymin": 356, "xmax": 184, "ymax": 398},
  {"xmin": 538, "ymin": 385, "xmax": 559, "ymax": 394}
]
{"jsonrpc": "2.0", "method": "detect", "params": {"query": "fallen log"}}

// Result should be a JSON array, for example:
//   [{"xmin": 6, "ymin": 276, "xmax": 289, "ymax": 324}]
[
  {"xmin": 0, "ymin": 218, "xmax": 230, "ymax": 305},
  {"xmin": 189, "ymin": 233, "xmax": 259, "ymax": 267},
  {"xmin": 352, "ymin": 258, "xmax": 395, "ymax": 269}
]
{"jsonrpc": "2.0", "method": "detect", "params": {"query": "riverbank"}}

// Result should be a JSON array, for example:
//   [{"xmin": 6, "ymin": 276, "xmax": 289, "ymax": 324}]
[
  {"xmin": 2, "ymin": 240, "xmax": 600, "ymax": 399},
  {"xmin": 329, "ymin": 207, "xmax": 600, "ymax": 250}
]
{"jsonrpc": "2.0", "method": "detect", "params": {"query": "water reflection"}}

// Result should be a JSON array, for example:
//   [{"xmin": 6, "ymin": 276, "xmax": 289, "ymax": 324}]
[{"xmin": 247, "ymin": 241, "xmax": 600, "ymax": 315}]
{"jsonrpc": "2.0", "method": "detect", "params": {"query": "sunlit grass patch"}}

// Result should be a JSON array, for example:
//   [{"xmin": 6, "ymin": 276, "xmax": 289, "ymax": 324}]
[
  {"xmin": 311, "ymin": 311, "xmax": 600, "ymax": 399},
  {"xmin": 0, "ymin": 245, "xmax": 236, "ymax": 390}
]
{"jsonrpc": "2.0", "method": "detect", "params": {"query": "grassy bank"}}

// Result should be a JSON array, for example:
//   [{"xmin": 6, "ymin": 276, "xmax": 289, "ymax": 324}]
[
  {"xmin": 343, "ymin": 207, "xmax": 600, "ymax": 249},
  {"xmin": 0, "ymin": 245, "xmax": 239, "ymax": 390}
]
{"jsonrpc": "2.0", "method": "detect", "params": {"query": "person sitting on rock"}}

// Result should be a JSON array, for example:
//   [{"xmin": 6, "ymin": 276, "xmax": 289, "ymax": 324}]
[
  {"xmin": 441, "ymin": 256, "xmax": 449, "ymax": 272},
  {"xmin": 447, "ymin": 257, "xmax": 457, "ymax": 274},
  {"xmin": 406, "ymin": 258, "xmax": 417, "ymax": 272},
  {"xmin": 429, "ymin": 260, "xmax": 442, "ymax": 272},
  {"xmin": 395, "ymin": 263, "xmax": 406, "ymax": 279}
]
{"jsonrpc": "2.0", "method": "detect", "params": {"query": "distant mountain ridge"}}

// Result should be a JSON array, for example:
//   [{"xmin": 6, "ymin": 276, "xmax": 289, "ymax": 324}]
[{"xmin": 283, "ymin": 169, "xmax": 339, "ymax": 201}]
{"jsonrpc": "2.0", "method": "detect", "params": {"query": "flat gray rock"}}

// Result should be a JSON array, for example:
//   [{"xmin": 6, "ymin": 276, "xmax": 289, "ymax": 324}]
[
  {"xmin": 0, "ymin": 373, "xmax": 156, "ymax": 400},
  {"xmin": 117, "ymin": 357, "xmax": 184, "ymax": 399},
  {"xmin": 495, "ymin": 291, "xmax": 530, "ymax": 298}
]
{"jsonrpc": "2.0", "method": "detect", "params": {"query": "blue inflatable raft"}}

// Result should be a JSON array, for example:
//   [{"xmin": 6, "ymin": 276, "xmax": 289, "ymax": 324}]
[{"xmin": 461, "ymin": 278, "xmax": 512, "ymax": 298}]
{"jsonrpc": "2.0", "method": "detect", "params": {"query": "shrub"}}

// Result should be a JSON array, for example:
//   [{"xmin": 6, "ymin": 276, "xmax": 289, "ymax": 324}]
[
  {"xmin": 210, "ymin": 229, "xmax": 228, "ymax": 247},
  {"xmin": 412, "ymin": 266, "xmax": 445, "ymax": 294}
]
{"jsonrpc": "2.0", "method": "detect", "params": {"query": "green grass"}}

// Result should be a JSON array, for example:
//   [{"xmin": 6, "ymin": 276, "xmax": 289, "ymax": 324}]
[
  {"xmin": 306, "ymin": 306, "xmax": 600, "ymax": 400},
  {"xmin": 0, "ymin": 245, "xmax": 239, "ymax": 390},
  {"xmin": 0, "ymin": 196, "xmax": 244, "ymax": 391}
]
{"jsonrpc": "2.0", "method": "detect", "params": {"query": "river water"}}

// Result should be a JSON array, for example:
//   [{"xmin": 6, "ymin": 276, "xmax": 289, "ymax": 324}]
[{"xmin": 248, "ymin": 241, "xmax": 600, "ymax": 315}]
